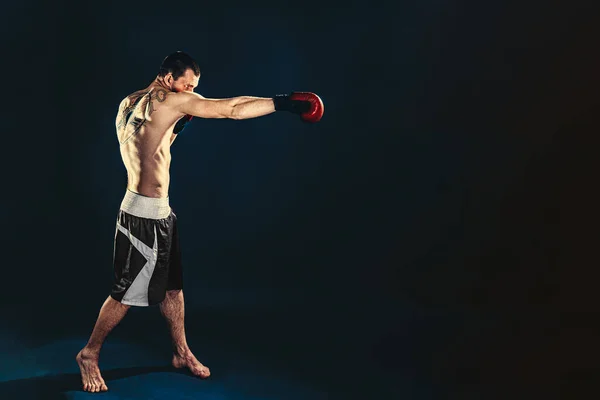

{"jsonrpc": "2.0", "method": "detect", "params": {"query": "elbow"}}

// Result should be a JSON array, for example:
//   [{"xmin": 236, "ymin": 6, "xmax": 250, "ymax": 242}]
[{"xmin": 229, "ymin": 104, "xmax": 243, "ymax": 120}]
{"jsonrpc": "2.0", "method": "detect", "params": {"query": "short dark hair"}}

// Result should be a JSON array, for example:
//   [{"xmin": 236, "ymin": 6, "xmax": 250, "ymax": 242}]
[{"xmin": 158, "ymin": 51, "xmax": 200, "ymax": 80}]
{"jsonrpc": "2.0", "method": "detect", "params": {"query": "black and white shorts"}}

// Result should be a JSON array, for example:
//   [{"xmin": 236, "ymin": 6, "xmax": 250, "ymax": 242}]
[{"xmin": 110, "ymin": 190, "xmax": 183, "ymax": 307}]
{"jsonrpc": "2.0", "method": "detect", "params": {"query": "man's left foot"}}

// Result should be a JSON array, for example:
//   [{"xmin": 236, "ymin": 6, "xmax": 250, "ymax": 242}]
[{"xmin": 172, "ymin": 351, "xmax": 211, "ymax": 378}]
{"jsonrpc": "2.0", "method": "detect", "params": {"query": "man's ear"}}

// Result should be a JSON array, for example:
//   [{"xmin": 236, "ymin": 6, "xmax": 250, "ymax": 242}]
[{"xmin": 165, "ymin": 73, "xmax": 174, "ymax": 87}]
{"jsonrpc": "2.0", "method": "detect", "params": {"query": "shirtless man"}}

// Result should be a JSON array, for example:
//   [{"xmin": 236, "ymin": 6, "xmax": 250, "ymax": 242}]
[{"xmin": 75, "ymin": 51, "xmax": 323, "ymax": 393}]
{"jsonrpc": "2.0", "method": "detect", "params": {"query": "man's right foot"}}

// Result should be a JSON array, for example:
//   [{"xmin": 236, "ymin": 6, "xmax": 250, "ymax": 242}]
[
  {"xmin": 76, "ymin": 348, "xmax": 108, "ymax": 393},
  {"xmin": 172, "ymin": 351, "xmax": 211, "ymax": 378}
]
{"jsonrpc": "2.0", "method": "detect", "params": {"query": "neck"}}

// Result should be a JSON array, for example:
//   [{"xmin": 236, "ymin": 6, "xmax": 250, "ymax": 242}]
[{"xmin": 153, "ymin": 76, "xmax": 170, "ymax": 90}]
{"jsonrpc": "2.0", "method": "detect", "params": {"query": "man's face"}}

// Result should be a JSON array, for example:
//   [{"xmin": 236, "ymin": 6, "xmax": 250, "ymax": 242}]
[{"xmin": 170, "ymin": 68, "xmax": 199, "ymax": 92}]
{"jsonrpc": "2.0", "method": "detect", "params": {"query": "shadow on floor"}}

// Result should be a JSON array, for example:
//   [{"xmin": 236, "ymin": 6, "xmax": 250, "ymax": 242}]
[{"xmin": 0, "ymin": 365, "xmax": 190, "ymax": 400}]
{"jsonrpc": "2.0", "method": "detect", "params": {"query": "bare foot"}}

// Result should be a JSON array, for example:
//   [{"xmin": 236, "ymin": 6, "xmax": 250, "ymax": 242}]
[
  {"xmin": 172, "ymin": 351, "xmax": 211, "ymax": 378},
  {"xmin": 76, "ymin": 348, "xmax": 108, "ymax": 393}
]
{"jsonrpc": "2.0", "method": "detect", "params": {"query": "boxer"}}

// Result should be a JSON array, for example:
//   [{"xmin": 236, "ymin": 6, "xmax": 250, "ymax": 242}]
[{"xmin": 76, "ymin": 51, "xmax": 323, "ymax": 393}]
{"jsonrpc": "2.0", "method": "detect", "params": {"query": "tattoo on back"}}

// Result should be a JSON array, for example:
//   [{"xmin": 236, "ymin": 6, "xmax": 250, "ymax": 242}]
[
  {"xmin": 118, "ymin": 88, "xmax": 168, "ymax": 144},
  {"xmin": 129, "ymin": 116, "xmax": 145, "ymax": 136},
  {"xmin": 154, "ymin": 88, "xmax": 167, "ymax": 103},
  {"xmin": 144, "ymin": 88, "xmax": 167, "ymax": 116}
]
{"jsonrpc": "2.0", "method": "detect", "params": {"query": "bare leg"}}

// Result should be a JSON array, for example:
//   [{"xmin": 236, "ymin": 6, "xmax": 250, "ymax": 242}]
[
  {"xmin": 76, "ymin": 296, "xmax": 130, "ymax": 392},
  {"xmin": 160, "ymin": 289, "xmax": 210, "ymax": 378}
]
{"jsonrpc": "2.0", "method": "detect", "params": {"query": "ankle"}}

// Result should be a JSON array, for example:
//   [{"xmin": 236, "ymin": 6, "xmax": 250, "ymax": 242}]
[
  {"xmin": 173, "ymin": 345, "xmax": 192, "ymax": 358},
  {"xmin": 81, "ymin": 345, "xmax": 101, "ymax": 359}
]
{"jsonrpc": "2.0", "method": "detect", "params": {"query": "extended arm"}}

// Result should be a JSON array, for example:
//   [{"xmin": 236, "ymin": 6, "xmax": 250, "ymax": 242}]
[
  {"xmin": 172, "ymin": 91, "xmax": 324, "ymax": 126},
  {"xmin": 176, "ymin": 92, "xmax": 275, "ymax": 120}
]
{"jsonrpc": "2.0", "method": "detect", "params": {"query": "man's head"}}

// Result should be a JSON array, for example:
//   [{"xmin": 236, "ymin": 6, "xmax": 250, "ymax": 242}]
[{"xmin": 158, "ymin": 51, "xmax": 200, "ymax": 92}]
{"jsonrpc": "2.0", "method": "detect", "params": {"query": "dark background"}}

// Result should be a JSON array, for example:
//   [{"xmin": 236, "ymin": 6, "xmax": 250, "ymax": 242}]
[{"xmin": 1, "ymin": 1, "xmax": 598, "ymax": 399}]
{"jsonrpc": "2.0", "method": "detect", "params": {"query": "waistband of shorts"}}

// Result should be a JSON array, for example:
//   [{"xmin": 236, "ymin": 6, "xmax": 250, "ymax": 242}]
[{"xmin": 120, "ymin": 189, "xmax": 171, "ymax": 220}]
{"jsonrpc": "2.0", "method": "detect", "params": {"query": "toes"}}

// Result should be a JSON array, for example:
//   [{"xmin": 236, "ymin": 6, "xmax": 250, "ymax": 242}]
[
  {"xmin": 93, "ymin": 379, "xmax": 103, "ymax": 392},
  {"xmin": 101, "ymin": 383, "xmax": 109, "ymax": 392},
  {"xmin": 194, "ymin": 366, "xmax": 210, "ymax": 378}
]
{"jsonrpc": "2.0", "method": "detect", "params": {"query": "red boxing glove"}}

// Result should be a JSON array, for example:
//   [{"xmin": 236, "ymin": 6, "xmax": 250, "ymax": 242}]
[
  {"xmin": 290, "ymin": 92, "xmax": 324, "ymax": 123},
  {"xmin": 273, "ymin": 92, "xmax": 325, "ymax": 123}
]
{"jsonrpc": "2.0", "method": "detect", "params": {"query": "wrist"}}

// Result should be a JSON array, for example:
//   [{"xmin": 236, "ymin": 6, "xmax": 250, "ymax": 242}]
[
  {"xmin": 272, "ymin": 93, "xmax": 311, "ymax": 114},
  {"xmin": 272, "ymin": 94, "xmax": 291, "ymax": 112}
]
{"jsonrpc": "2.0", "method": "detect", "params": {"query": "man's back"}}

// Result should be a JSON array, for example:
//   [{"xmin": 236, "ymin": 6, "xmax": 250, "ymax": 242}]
[{"xmin": 116, "ymin": 85, "xmax": 183, "ymax": 198}]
